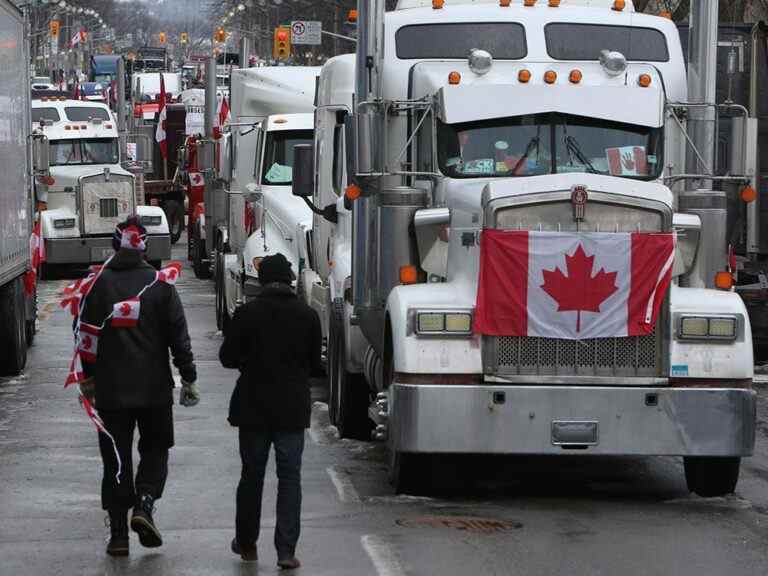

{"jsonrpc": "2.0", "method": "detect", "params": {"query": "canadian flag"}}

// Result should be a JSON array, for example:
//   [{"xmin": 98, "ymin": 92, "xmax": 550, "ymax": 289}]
[
  {"xmin": 155, "ymin": 74, "xmax": 168, "ymax": 159},
  {"xmin": 474, "ymin": 230, "xmax": 675, "ymax": 339},
  {"xmin": 120, "ymin": 225, "xmax": 146, "ymax": 251},
  {"xmin": 65, "ymin": 352, "xmax": 85, "ymax": 387},
  {"xmin": 189, "ymin": 171, "xmax": 204, "ymax": 194},
  {"xmin": 112, "ymin": 297, "xmax": 141, "ymax": 328},
  {"xmin": 157, "ymin": 261, "xmax": 182, "ymax": 285},
  {"xmin": 78, "ymin": 323, "xmax": 100, "ymax": 363},
  {"xmin": 215, "ymin": 95, "xmax": 230, "ymax": 131},
  {"xmin": 25, "ymin": 221, "xmax": 46, "ymax": 296}
]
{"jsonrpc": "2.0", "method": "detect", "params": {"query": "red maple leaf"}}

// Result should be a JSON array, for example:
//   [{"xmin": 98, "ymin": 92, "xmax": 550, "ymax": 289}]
[
  {"xmin": 540, "ymin": 244, "xmax": 618, "ymax": 332},
  {"xmin": 82, "ymin": 335, "xmax": 93, "ymax": 350},
  {"xmin": 120, "ymin": 303, "xmax": 132, "ymax": 316}
]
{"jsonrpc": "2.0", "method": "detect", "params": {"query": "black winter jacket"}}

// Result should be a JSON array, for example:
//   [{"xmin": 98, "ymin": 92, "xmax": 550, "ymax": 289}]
[
  {"xmin": 219, "ymin": 283, "xmax": 322, "ymax": 430},
  {"xmin": 81, "ymin": 250, "xmax": 196, "ymax": 409}
]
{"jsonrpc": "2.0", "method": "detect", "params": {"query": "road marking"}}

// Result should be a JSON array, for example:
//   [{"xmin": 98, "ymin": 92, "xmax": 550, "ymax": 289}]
[
  {"xmin": 361, "ymin": 534, "xmax": 407, "ymax": 576},
  {"xmin": 326, "ymin": 465, "xmax": 361, "ymax": 504}
]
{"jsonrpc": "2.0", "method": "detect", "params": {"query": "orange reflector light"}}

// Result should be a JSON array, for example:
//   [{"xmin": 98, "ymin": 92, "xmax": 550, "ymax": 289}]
[
  {"xmin": 36, "ymin": 200, "xmax": 48, "ymax": 211},
  {"xmin": 72, "ymin": 125, "xmax": 79, "ymax": 130},
  {"xmin": 345, "ymin": 184, "xmax": 362, "ymax": 201},
  {"xmin": 64, "ymin": 125, "xmax": 71, "ymax": 130},
  {"xmin": 524, "ymin": 0, "xmax": 536, "ymax": 5},
  {"xmin": 613, "ymin": 0, "xmax": 625, "ymax": 10},
  {"xmin": 518, "ymin": 69, "xmax": 532, "ymax": 83},
  {"xmin": 715, "ymin": 271, "xmax": 735, "ymax": 290},
  {"xmin": 399, "ymin": 265, "xmax": 418, "ymax": 285},
  {"xmin": 448, "ymin": 71, "xmax": 461, "ymax": 85},
  {"xmin": 659, "ymin": 10, "xmax": 672, "ymax": 19},
  {"xmin": 549, "ymin": 0, "xmax": 561, "ymax": 5},
  {"xmin": 347, "ymin": 9, "xmax": 358, "ymax": 23},
  {"xmin": 105, "ymin": 124, "xmax": 113, "ymax": 129},
  {"xmin": 500, "ymin": 0, "xmax": 511, "ymax": 5},
  {"xmin": 638, "ymin": 74, "xmax": 652, "ymax": 87},
  {"xmin": 569, "ymin": 70, "xmax": 583, "ymax": 84},
  {"xmin": 81, "ymin": 125, "xmax": 87, "ymax": 130},
  {"xmin": 544, "ymin": 70, "xmax": 557, "ymax": 84},
  {"xmin": 273, "ymin": 117, "xmax": 287, "ymax": 124},
  {"xmin": 432, "ymin": 0, "xmax": 444, "ymax": 8},
  {"xmin": 741, "ymin": 185, "xmax": 757, "ymax": 203}
]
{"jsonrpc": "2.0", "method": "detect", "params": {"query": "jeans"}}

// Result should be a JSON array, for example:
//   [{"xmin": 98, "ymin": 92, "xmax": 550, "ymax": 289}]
[
  {"xmin": 98, "ymin": 405, "xmax": 174, "ymax": 511},
  {"xmin": 236, "ymin": 428, "xmax": 305, "ymax": 557}
]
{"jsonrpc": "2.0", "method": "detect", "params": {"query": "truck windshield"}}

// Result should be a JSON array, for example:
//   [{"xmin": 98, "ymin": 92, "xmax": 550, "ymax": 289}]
[
  {"xmin": 50, "ymin": 138, "xmax": 119, "ymax": 166},
  {"xmin": 261, "ymin": 130, "xmax": 313, "ymax": 185},
  {"xmin": 437, "ymin": 113, "xmax": 662, "ymax": 180}
]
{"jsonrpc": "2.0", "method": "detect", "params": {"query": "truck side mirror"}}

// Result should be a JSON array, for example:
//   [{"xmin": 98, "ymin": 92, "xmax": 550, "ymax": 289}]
[
  {"xmin": 292, "ymin": 144, "xmax": 314, "ymax": 198},
  {"xmin": 32, "ymin": 133, "xmax": 50, "ymax": 175}
]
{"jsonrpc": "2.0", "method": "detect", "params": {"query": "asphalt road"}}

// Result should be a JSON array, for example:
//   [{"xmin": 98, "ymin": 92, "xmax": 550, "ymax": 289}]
[{"xmin": 1, "ymin": 239, "xmax": 768, "ymax": 576}]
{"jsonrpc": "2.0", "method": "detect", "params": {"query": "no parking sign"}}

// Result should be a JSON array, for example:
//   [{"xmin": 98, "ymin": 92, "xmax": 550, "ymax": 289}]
[{"xmin": 291, "ymin": 21, "xmax": 322, "ymax": 45}]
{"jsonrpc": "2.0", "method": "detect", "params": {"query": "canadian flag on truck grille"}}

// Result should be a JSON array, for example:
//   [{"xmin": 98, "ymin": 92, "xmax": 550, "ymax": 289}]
[
  {"xmin": 474, "ymin": 230, "xmax": 675, "ymax": 339},
  {"xmin": 112, "ymin": 297, "xmax": 141, "ymax": 328},
  {"xmin": 78, "ymin": 323, "xmax": 100, "ymax": 363}
]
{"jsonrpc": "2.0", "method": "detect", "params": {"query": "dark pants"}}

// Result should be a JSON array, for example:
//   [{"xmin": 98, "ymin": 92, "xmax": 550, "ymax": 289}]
[
  {"xmin": 236, "ymin": 428, "xmax": 305, "ymax": 557},
  {"xmin": 97, "ymin": 405, "xmax": 174, "ymax": 511}
]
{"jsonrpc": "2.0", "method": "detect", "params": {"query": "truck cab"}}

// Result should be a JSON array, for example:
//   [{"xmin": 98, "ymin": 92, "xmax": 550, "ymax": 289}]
[
  {"xmin": 32, "ymin": 98, "xmax": 170, "ymax": 266},
  {"xmin": 306, "ymin": 0, "xmax": 757, "ymax": 496}
]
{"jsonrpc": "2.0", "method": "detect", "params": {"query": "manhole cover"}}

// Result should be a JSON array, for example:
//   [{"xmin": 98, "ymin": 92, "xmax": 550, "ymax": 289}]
[{"xmin": 396, "ymin": 516, "xmax": 522, "ymax": 533}]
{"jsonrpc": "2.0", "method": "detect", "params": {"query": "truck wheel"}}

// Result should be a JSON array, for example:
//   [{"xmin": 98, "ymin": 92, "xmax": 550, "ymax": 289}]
[
  {"xmin": 26, "ymin": 283, "xmax": 37, "ymax": 346},
  {"xmin": 165, "ymin": 200, "xmax": 184, "ymax": 244},
  {"xmin": 0, "ymin": 277, "xmax": 27, "ymax": 376},
  {"xmin": 215, "ymin": 251, "xmax": 230, "ymax": 333},
  {"xmin": 389, "ymin": 451, "xmax": 427, "ymax": 495},
  {"xmin": 684, "ymin": 457, "xmax": 741, "ymax": 497},
  {"xmin": 192, "ymin": 228, "xmax": 211, "ymax": 279},
  {"xmin": 328, "ymin": 300, "xmax": 371, "ymax": 440}
]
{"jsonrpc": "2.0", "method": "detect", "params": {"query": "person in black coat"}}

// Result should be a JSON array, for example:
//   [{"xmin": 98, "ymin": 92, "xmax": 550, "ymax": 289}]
[
  {"xmin": 79, "ymin": 216, "xmax": 198, "ymax": 557},
  {"xmin": 220, "ymin": 253, "xmax": 322, "ymax": 568}
]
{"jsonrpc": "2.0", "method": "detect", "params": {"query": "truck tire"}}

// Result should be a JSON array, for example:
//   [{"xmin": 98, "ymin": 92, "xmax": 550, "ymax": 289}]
[
  {"xmin": 192, "ymin": 226, "xmax": 211, "ymax": 279},
  {"xmin": 389, "ymin": 451, "xmax": 428, "ymax": 495},
  {"xmin": 328, "ymin": 300, "xmax": 371, "ymax": 440},
  {"xmin": 0, "ymin": 277, "xmax": 27, "ymax": 376},
  {"xmin": 164, "ymin": 200, "xmax": 184, "ymax": 245},
  {"xmin": 215, "ymin": 251, "xmax": 230, "ymax": 334},
  {"xmin": 26, "ymin": 282, "xmax": 36, "ymax": 346},
  {"xmin": 684, "ymin": 457, "xmax": 741, "ymax": 497}
]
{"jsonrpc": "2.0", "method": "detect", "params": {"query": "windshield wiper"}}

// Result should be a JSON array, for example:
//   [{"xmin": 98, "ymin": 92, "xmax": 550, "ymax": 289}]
[
  {"xmin": 564, "ymin": 135, "xmax": 599, "ymax": 174},
  {"xmin": 510, "ymin": 135, "xmax": 540, "ymax": 175}
]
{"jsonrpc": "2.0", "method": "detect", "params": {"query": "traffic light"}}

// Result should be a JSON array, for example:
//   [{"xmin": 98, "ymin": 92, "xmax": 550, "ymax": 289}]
[
  {"xmin": 49, "ymin": 20, "xmax": 60, "ymax": 38},
  {"xmin": 214, "ymin": 28, "xmax": 226, "ymax": 44},
  {"xmin": 180, "ymin": 32, "xmax": 189, "ymax": 44},
  {"xmin": 159, "ymin": 32, "xmax": 167, "ymax": 45},
  {"xmin": 273, "ymin": 27, "xmax": 291, "ymax": 61}
]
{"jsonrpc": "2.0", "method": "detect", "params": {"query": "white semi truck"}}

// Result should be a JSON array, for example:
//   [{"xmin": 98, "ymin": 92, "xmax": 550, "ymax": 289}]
[
  {"xmin": 197, "ymin": 65, "xmax": 318, "ymax": 330},
  {"xmin": 292, "ymin": 0, "xmax": 757, "ymax": 496},
  {"xmin": 0, "ymin": 0, "xmax": 40, "ymax": 374},
  {"xmin": 31, "ymin": 99, "xmax": 170, "ymax": 269}
]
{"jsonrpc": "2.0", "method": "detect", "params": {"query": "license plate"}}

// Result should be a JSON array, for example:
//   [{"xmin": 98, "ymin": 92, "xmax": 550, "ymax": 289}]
[
  {"xmin": 91, "ymin": 247, "xmax": 113, "ymax": 262},
  {"xmin": 551, "ymin": 421, "xmax": 599, "ymax": 447}
]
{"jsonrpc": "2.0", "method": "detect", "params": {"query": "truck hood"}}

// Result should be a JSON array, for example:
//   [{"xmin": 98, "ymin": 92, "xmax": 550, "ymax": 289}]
[{"xmin": 49, "ymin": 164, "xmax": 131, "ymax": 191}]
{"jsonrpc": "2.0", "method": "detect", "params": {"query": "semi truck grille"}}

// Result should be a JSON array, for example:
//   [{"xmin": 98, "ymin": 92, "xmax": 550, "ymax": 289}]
[
  {"xmin": 488, "ymin": 329, "xmax": 661, "ymax": 378},
  {"xmin": 99, "ymin": 198, "xmax": 119, "ymax": 218}
]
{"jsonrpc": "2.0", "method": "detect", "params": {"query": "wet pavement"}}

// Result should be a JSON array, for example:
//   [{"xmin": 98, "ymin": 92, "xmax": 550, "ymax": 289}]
[{"xmin": 1, "ymin": 238, "xmax": 768, "ymax": 575}]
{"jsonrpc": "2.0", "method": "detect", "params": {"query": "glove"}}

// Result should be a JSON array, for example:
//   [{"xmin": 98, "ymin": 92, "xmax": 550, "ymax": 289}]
[
  {"xmin": 179, "ymin": 380, "xmax": 200, "ymax": 407},
  {"xmin": 79, "ymin": 377, "xmax": 96, "ymax": 407}
]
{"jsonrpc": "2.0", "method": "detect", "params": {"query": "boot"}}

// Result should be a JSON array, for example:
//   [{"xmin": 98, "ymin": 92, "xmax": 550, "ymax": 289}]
[
  {"xmin": 130, "ymin": 493, "xmax": 163, "ymax": 548},
  {"xmin": 106, "ymin": 509, "xmax": 129, "ymax": 557}
]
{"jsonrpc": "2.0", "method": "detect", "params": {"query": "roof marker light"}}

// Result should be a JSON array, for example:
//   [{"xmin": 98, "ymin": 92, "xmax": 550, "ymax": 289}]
[
  {"xmin": 64, "ymin": 125, "xmax": 71, "ymax": 130},
  {"xmin": 741, "ymin": 185, "xmax": 757, "ymax": 203},
  {"xmin": 548, "ymin": 0, "xmax": 560, "ymax": 6},
  {"xmin": 659, "ymin": 10, "xmax": 672, "ymax": 19},
  {"xmin": 273, "ymin": 117, "xmax": 287, "ymax": 124},
  {"xmin": 399, "ymin": 265, "xmax": 418, "ymax": 285},
  {"xmin": 499, "ymin": 0, "xmax": 511, "ymax": 6},
  {"xmin": 448, "ymin": 71, "xmax": 461, "ymax": 85},
  {"xmin": 345, "ymin": 184, "xmax": 362, "ymax": 201},
  {"xmin": 347, "ymin": 9, "xmax": 358, "ymax": 23},
  {"xmin": 612, "ymin": 0, "xmax": 625, "ymax": 10},
  {"xmin": 544, "ymin": 70, "xmax": 557, "ymax": 84},
  {"xmin": 432, "ymin": 0, "xmax": 444, "ymax": 9},
  {"xmin": 715, "ymin": 271, "xmax": 734, "ymax": 290},
  {"xmin": 524, "ymin": 0, "xmax": 536, "ymax": 6},
  {"xmin": 569, "ymin": 70, "xmax": 583, "ymax": 84},
  {"xmin": 518, "ymin": 69, "xmax": 531, "ymax": 83},
  {"xmin": 638, "ymin": 74, "xmax": 652, "ymax": 87}
]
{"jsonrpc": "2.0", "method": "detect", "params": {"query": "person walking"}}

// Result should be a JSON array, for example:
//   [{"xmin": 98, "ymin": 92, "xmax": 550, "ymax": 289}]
[
  {"xmin": 219, "ymin": 253, "xmax": 322, "ymax": 568},
  {"xmin": 79, "ymin": 216, "xmax": 199, "ymax": 557}
]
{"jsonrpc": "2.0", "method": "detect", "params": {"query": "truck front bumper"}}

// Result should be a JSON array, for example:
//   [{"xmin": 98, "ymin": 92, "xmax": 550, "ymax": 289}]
[
  {"xmin": 388, "ymin": 383, "xmax": 756, "ymax": 457},
  {"xmin": 45, "ymin": 235, "xmax": 172, "ymax": 264}
]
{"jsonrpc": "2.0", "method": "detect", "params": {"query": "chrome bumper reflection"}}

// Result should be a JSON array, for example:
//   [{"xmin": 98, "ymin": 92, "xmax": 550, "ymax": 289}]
[{"xmin": 389, "ymin": 383, "xmax": 756, "ymax": 456}]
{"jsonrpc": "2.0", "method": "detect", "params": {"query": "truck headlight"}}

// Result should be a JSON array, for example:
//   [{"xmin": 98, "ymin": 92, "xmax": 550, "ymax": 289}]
[
  {"xmin": 53, "ymin": 218, "xmax": 76, "ymax": 229},
  {"xmin": 140, "ymin": 215, "xmax": 163, "ymax": 227},
  {"xmin": 415, "ymin": 311, "xmax": 473, "ymax": 335},
  {"xmin": 678, "ymin": 315, "xmax": 738, "ymax": 341}
]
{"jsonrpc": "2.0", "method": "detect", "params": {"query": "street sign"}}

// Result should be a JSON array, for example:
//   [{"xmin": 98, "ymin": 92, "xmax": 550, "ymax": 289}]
[{"xmin": 291, "ymin": 21, "xmax": 321, "ymax": 46}]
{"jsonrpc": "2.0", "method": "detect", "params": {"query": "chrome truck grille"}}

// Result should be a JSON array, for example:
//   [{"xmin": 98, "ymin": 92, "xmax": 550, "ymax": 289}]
[{"xmin": 483, "ymin": 191, "xmax": 671, "ymax": 380}]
